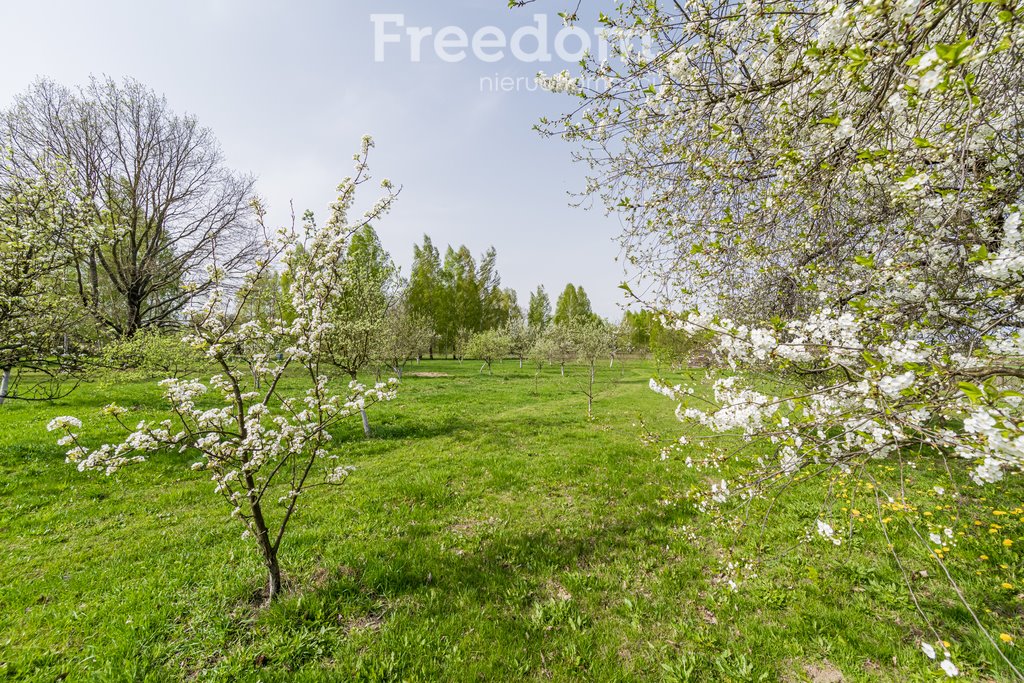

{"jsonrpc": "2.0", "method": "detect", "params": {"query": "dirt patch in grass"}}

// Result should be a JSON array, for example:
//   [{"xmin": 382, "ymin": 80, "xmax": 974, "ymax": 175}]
[
  {"xmin": 342, "ymin": 611, "xmax": 385, "ymax": 634},
  {"xmin": 801, "ymin": 660, "xmax": 845, "ymax": 683},
  {"xmin": 406, "ymin": 372, "xmax": 450, "ymax": 378}
]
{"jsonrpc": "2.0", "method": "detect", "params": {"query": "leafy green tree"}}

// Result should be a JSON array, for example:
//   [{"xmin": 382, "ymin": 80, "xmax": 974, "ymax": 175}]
[
  {"xmin": 407, "ymin": 235, "xmax": 443, "ymax": 358},
  {"xmin": 554, "ymin": 284, "xmax": 596, "ymax": 325},
  {"xmin": 527, "ymin": 285, "xmax": 552, "ymax": 332},
  {"xmin": 440, "ymin": 246, "xmax": 482, "ymax": 354},
  {"xmin": 101, "ymin": 329, "xmax": 204, "ymax": 381},
  {"xmin": 620, "ymin": 310, "xmax": 655, "ymax": 355},
  {"xmin": 321, "ymin": 224, "xmax": 399, "ymax": 436}
]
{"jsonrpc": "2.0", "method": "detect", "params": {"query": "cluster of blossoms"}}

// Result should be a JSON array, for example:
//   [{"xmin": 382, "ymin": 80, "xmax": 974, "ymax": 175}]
[
  {"xmin": 49, "ymin": 138, "xmax": 400, "ymax": 600},
  {"xmin": 653, "ymin": 304, "xmax": 1024, "ymax": 491},
  {"xmin": 536, "ymin": 70, "xmax": 582, "ymax": 95}
]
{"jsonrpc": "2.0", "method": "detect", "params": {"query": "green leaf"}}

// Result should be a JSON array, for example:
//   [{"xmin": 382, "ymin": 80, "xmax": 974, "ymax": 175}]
[{"xmin": 958, "ymin": 382, "xmax": 984, "ymax": 402}]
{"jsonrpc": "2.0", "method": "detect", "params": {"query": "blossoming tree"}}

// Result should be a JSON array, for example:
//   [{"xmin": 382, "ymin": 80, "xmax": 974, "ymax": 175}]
[
  {"xmin": 537, "ymin": 0, "xmax": 1024, "ymax": 676},
  {"xmin": 571, "ymin": 320, "xmax": 613, "ymax": 418},
  {"xmin": 466, "ymin": 328, "xmax": 509, "ymax": 375},
  {"xmin": 49, "ymin": 138, "xmax": 399, "ymax": 602},
  {"xmin": 0, "ymin": 154, "xmax": 86, "ymax": 405}
]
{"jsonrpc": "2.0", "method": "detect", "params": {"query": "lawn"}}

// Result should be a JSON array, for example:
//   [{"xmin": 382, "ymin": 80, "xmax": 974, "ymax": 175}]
[{"xmin": 1, "ymin": 360, "xmax": 1022, "ymax": 681}]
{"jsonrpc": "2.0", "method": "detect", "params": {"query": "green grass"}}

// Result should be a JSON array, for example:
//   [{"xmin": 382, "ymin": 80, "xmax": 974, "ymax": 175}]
[{"xmin": 1, "ymin": 360, "xmax": 1022, "ymax": 681}]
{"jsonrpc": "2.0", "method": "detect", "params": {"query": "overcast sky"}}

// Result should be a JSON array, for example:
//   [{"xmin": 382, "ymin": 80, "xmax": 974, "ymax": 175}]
[{"xmin": 0, "ymin": 0, "xmax": 633, "ymax": 318}]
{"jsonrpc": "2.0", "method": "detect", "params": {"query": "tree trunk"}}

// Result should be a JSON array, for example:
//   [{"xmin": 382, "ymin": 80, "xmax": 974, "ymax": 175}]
[
  {"xmin": 0, "ymin": 367, "xmax": 11, "ymax": 406},
  {"xmin": 266, "ymin": 555, "xmax": 282, "ymax": 601},
  {"xmin": 519, "ymin": 358, "xmax": 523, "ymax": 369},
  {"xmin": 560, "ymin": 364, "xmax": 565, "ymax": 377},
  {"xmin": 246, "ymin": 485, "xmax": 281, "ymax": 602},
  {"xmin": 360, "ymin": 408, "xmax": 372, "ymax": 437},
  {"xmin": 125, "ymin": 286, "xmax": 145, "ymax": 338},
  {"xmin": 588, "ymin": 364, "xmax": 596, "ymax": 418}
]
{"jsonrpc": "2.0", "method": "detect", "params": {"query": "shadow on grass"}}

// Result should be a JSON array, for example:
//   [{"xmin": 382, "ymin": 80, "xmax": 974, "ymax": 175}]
[{"xmin": 300, "ymin": 501, "xmax": 696, "ymax": 624}]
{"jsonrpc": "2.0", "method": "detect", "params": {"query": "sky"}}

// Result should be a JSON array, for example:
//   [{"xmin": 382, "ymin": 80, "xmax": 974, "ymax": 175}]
[{"xmin": 0, "ymin": 0, "xmax": 632, "ymax": 319}]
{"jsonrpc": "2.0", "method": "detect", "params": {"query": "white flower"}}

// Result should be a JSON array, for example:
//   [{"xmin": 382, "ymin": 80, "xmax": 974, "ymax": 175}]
[
  {"xmin": 817, "ymin": 520, "xmax": 841, "ymax": 545},
  {"xmin": 919, "ymin": 69, "xmax": 941, "ymax": 93},
  {"xmin": 47, "ymin": 416, "xmax": 82, "ymax": 432},
  {"xmin": 887, "ymin": 92, "xmax": 907, "ymax": 111},
  {"xmin": 922, "ymin": 642, "xmax": 937, "ymax": 659},
  {"xmin": 879, "ymin": 372, "xmax": 916, "ymax": 397},
  {"xmin": 940, "ymin": 659, "xmax": 959, "ymax": 677},
  {"xmin": 834, "ymin": 117, "xmax": 855, "ymax": 141}
]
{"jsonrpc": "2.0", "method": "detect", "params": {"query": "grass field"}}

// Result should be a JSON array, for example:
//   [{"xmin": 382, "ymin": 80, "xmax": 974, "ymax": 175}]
[{"xmin": 1, "ymin": 360, "xmax": 1022, "ymax": 681}]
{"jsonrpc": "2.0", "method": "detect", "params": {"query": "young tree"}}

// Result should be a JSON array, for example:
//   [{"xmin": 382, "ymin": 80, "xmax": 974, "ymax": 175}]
[
  {"xmin": 505, "ymin": 316, "xmax": 533, "ymax": 369},
  {"xmin": 540, "ymin": 0, "xmax": 1024, "ymax": 674},
  {"xmin": 452, "ymin": 327, "xmax": 472, "ymax": 364},
  {"xmin": 466, "ymin": 329, "xmax": 509, "ymax": 375},
  {"xmin": 3, "ymin": 76, "xmax": 260, "ymax": 337},
  {"xmin": 537, "ymin": 324, "xmax": 576, "ymax": 377},
  {"xmin": 49, "ymin": 138, "xmax": 399, "ymax": 602},
  {"xmin": 528, "ymin": 332, "xmax": 556, "ymax": 393},
  {"xmin": 0, "ymin": 155, "xmax": 86, "ymax": 405},
  {"xmin": 377, "ymin": 295, "xmax": 433, "ymax": 379},
  {"xmin": 321, "ymin": 224, "xmax": 399, "ymax": 436},
  {"xmin": 571, "ymin": 321, "xmax": 613, "ymax": 418},
  {"xmin": 101, "ymin": 328, "xmax": 204, "ymax": 381},
  {"xmin": 608, "ymin": 322, "xmax": 633, "ymax": 369},
  {"xmin": 527, "ymin": 285, "xmax": 553, "ymax": 332}
]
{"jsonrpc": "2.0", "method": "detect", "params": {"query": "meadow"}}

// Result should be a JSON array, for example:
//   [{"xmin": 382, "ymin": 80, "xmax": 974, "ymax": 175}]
[{"xmin": 1, "ymin": 360, "xmax": 1022, "ymax": 682}]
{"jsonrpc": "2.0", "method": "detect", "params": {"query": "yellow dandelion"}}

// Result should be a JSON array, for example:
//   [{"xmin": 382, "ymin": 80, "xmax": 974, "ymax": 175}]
[
  {"xmin": 1000, "ymin": 633, "xmax": 1013, "ymax": 644},
  {"xmin": 1004, "ymin": 539, "xmax": 1014, "ymax": 547}
]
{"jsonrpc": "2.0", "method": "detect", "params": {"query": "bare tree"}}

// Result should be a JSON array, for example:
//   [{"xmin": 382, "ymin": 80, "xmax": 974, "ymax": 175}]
[{"xmin": 2, "ymin": 76, "xmax": 260, "ymax": 336}]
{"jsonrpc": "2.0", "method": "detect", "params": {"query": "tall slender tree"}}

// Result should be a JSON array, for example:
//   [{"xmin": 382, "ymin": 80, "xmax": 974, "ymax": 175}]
[
  {"xmin": 527, "ymin": 285, "xmax": 552, "ymax": 332},
  {"xmin": 407, "ymin": 234, "xmax": 442, "ymax": 358},
  {"xmin": 554, "ymin": 284, "xmax": 595, "ymax": 325}
]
